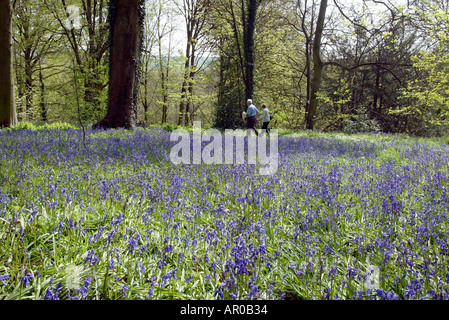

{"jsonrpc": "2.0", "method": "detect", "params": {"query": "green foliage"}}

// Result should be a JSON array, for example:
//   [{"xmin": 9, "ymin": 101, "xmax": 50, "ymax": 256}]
[
  {"xmin": 213, "ymin": 54, "xmax": 246, "ymax": 130},
  {"xmin": 78, "ymin": 62, "xmax": 109, "ymax": 124},
  {"xmin": 253, "ymin": 12, "xmax": 306, "ymax": 129},
  {"xmin": 9, "ymin": 0, "xmax": 449, "ymax": 136},
  {"xmin": 399, "ymin": 48, "xmax": 449, "ymax": 128},
  {"xmin": 12, "ymin": 0, "xmax": 109, "ymax": 126},
  {"xmin": 40, "ymin": 122, "xmax": 78, "ymax": 130},
  {"xmin": 343, "ymin": 108, "xmax": 381, "ymax": 134},
  {"xmin": 7, "ymin": 121, "xmax": 37, "ymax": 131},
  {"xmin": 161, "ymin": 123, "xmax": 180, "ymax": 132},
  {"xmin": 147, "ymin": 123, "xmax": 206, "ymax": 133},
  {"xmin": 316, "ymin": 79, "xmax": 353, "ymax": 131},
  {"xmin": 7, "ymin": 121, "xmax": 77, "ymax": 131},
  {"xmin": 397, "ymin": 1, "xmax": 449, "ymax": 135}
]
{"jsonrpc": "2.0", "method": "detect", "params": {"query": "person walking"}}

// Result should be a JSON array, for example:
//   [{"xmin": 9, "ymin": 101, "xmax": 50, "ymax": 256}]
[
  {"xmin": 260, "ymin": 103, "xmax": 271, "ymax": 135},
  {"xmin": 245, "ymin": 99, "xmax": 259, "ymax": 136}
]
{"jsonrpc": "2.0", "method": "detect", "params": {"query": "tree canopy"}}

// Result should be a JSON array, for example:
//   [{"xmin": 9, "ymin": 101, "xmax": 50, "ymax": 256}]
[{"xmin": 1, "ymin": 0, "xmax": 448, "ymax": 136}]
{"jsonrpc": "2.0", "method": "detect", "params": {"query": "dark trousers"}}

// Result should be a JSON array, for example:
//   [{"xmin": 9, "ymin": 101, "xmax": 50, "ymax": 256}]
[
  {"xmin": 246, "ymin": 116, "xmax": 258, "ymax": 136},
  {"xmin": 262, "ymin": 121, "xmax": 270, "ymax": 134}
]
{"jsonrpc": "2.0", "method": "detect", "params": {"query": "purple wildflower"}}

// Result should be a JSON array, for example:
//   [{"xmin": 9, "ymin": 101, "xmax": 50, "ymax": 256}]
[
  {"xmin": 76, "ymin": 278, "xmax": 92, "ymax": 299},
  {"xmin": 21, "ymin": 271, "xmax": 33, "ymax": 288},
  {"xmin": 121, "ymin": 284, "xmax": 129, "ymax": 297},
  {"xmin": 0, "ymin": 274, "xmax": 9, "ymax": 286}
]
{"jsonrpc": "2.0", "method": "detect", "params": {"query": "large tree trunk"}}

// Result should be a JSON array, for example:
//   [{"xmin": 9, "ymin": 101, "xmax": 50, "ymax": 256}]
[
  {"xmin": 243, "ymin": 0, "xmax": 259, "ymax": 101},
  {"xmin": 94, "ymin": 0, "xmax": 144, "ymax": 130},
  {"xmin": 305, "ymin": 0, "xmax": 328, "ymax": 130},
  {"xmin": 0, "ymin": 0, "xmax": 17, "ymax": 128}
]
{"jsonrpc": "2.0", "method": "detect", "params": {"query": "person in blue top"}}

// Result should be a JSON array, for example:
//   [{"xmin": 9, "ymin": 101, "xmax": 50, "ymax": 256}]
[{"xmin": 245, "ymin": 99, "xmax": 259, "ymax": 136}]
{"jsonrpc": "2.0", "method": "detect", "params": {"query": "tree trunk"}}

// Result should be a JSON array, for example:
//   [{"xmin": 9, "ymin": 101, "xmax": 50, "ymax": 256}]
[
  {"xmin": 24, "ymin": 49, "xmax": 33, "ymax": 119},
  {"xmin": 160, "ymin": 55, "xmax": 169, "ymax": 124},
  {"xmin": 178, "ymin": 36, "xmax": 192, "ymax": 126},
  {"xmin": 0, "ymin": 0, "xmax": 17, "ymax": 128},
  {"xmin": 305, "ymin": 0, "xmax": 328, "ymax": 130},
  {"xmin": 158, "ymin": 30, "xmax": 169, "ymax": 124},
  {"xmin": 93, "ymin": 0, "xmax": 144, "ymax": 130},
  {"xmin": 185, "ymin": 46, "xmax": 197, "ymax": 125},
  {"xmin": 243, "ymin": 0, "xmax": 259, "ymax": 101},
  {"xmin": 39, "ymin": 61, "xmax": 47, "ymax": 122},
  {"xmin": 83, "ymin": 63, "xmax": 104, "ymax": 119},
  {"xmin": 142, "ymin": 58, "xmax": 150, "ymax": 125}
]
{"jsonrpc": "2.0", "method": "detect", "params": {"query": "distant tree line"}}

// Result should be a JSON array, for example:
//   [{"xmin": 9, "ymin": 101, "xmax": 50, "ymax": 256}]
[{"xmin": 1, "ymin": 0, "xmax": 449, "ymax": 136}]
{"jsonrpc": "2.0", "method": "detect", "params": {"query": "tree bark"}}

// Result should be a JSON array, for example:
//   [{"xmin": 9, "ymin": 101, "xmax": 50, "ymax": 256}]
[
  {"xmin": 24, "ymin": 48, "xmax": 33, "ymax": 119},
  {"xmin": 39, "ymin": 60, "xmax": 47, "ymax": 122},
  {"xmin": 0, "ymin": 0, "xmax": 17, "ymax": 128},
  {"xmin": 305, "ymin": 0, "xmax": 328, "ymax": 130},
  {"xmin": 94, "ymin": 0, "xmax": 144, "ymax": 130},
  {"xmin": 159, "ymin": 45, "xmax": 169, "ymax": 124},
  {"xmin": 185, "ymin": 48, "xmax": 196, "ymax": 125},
  {"xmin": 243, "ymin": 0, "xmax": 259, "ymax": 101},
  {"xmin": 178, "ymin": 38, "xmax": 192, "ymax": 126}
]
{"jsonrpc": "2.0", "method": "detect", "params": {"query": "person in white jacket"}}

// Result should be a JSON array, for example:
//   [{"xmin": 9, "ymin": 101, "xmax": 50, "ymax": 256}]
[{"xmin": 260, "ymin": 103, "xmax": 271, "ymax": 135}]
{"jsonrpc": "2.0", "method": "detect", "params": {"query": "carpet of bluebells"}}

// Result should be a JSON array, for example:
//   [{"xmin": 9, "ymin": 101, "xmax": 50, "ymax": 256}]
[{"xmin": 1, "ymin": 126, "xmax": 449, "ymax": 300}]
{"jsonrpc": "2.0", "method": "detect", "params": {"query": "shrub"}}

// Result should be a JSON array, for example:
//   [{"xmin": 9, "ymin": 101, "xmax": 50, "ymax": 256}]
[{"xmin": 343, "ymin": 108, "xmax": 381, "ymax": 134}]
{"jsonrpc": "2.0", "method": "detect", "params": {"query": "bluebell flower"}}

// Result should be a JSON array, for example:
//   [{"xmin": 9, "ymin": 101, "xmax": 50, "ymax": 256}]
[
  {"xmin": 279, "ymin": 289, "xmax": 286, "ymax": 300},
  {"xmin": 121, "ymin": 284, "xmax": 129, "ymax": 297},
  {"xmin": 328, "ymin": 265, "xmax": 338, "ymax": 280},
  {"xmin": 248, "ymin": 283, "xmax": 258, "ymax": 300},
  {"xmin": 139, "ymin": 262, "xmax": 146, "ymax": 273},
  {"xmin": 76, "ymin": 277, "xmax": 92, "ymax": 299},
  {"xmin": 45, "ymin": 281, "xmax": 62, "ymax": 300},
  {"xmin": 214, "ymin": 287, "xmax": 224, "ymax": 300},
  {"xmin": 22, "ymin": 271, "xmax": 33, "ymax": 288},
  {"xmin": 376, "ymin": 289, "xmax": 399, "ymax": 300},
  {"xmin": 346, "ymin": 266, "xmax": 357, "ymax": 279},
  {"xmin": 68, "ymin": 289, "xmax": 80, "ymax": 300},
  {"xmin": 85, "ymin": 249, "xmax": 100, "ymax": 265},
  {"xmin": 0, "ymin": 274, "xmax": 9, "ymax": 286},
  {"xmin": 323, "ymin": 287, "xmax": 331, "ymax": 300}
]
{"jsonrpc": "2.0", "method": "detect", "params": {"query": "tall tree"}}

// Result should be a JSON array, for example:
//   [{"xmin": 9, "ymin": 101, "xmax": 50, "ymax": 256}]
[
  {"xmin": 305, "ymin": 0, "xmax": 327, "ymax": 130},
  {"xmin": 140, "ymin": 1, "xmax": 158, "ymax": 126},
  {"xmin": 154, "ymin": 0, "xmax": 175, "ymax": 125},
  {"xmin": 212, "ymin": 0, "xmax": 263, "ymax": 128},
  {"xmin": 399, "ymin": 0, "xmax": 449, "ymax": 134},
  {"xmin": 94, "ymin": 0, "xmax": 145, "ymax": 130},
  {"xmin": 177, "ymin": 0, "xmax": 211, "ymax": 126},
  {"xmin": 13, "ymin": 0, "xmax": 58, "ymax": 121},
  {"xmin": 0, "ymin": 0, "xmax": 17, "ymax": 128},
  {"xmin": 211, "ymin": 0, "xmax": 245, "ymax": 129},
  {"xmin": 45, "ymin": 0, "xmax": 110, "ymax": 123},
  {"xmin": 243, "ymin": 0, "xmax": 262, "ymax": 101},
  {"xmin": 322, "ymin": 0, "xmax": 416, "ymax": 133}
]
